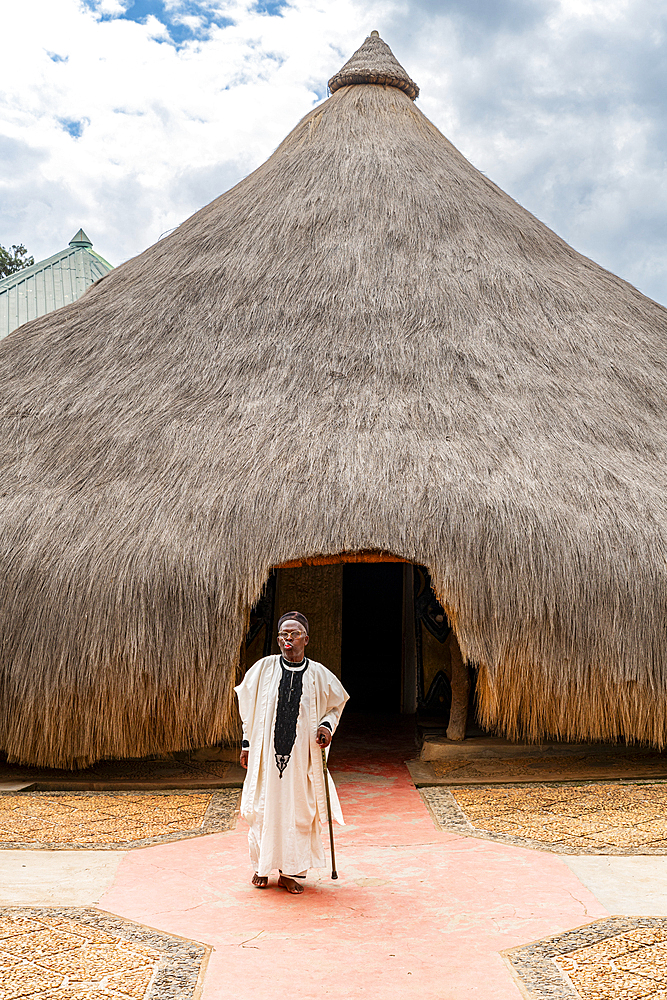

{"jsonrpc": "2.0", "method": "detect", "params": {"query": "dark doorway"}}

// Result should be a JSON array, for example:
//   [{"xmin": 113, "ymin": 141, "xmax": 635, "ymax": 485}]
[{"xmin": 341, "ymin": 563, "xmax": 403, "ymax": 712}]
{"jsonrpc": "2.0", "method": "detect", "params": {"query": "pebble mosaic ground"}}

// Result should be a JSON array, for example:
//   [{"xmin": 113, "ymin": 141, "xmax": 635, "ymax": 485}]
[
  {"xmin": 3, "ymin": 722, "xmax": 667, "ymax": 1000},
  {"xmin": 506, "ymin": 917, "xmax": 667, "ymax": 1000},
  {"xmin": 421, "ymin": 781, "xmax": 667, "ymax": 854},
  {"xmin": 0, "ymin": 790, "xmax": 240, "ymax": 849},
  {"xmin": 0, "ymin": 906, "xmax": 207, "ymax": 999}
]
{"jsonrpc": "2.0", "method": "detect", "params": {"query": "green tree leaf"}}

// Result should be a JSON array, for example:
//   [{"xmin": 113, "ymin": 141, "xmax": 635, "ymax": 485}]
[{"xmin": 0, "ymin": 244, "xmax": 34, "ymax": 280}]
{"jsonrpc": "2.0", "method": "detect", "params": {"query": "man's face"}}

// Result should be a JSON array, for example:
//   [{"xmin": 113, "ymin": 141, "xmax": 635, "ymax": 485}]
[{"xmin": 277, "ymin": 619, "xmax": 309, "ymax": 661}]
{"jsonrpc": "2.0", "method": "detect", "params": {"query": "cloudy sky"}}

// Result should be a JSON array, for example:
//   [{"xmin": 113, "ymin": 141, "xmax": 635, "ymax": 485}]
[{"xmin": 2, "ymin": 0, "xmax": 666, "ymax": 303}]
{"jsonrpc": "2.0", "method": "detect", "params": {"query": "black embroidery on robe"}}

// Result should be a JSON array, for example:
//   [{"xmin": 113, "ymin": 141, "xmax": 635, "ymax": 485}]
[{"xmin": 274, "ymin": 657, "xmax": 308, "ymax": 777}]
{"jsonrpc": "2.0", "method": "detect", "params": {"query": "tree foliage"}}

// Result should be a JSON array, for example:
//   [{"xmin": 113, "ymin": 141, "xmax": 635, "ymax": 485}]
[{"xmin": 0, "ymin": 244, "xmax": 34, "ymax": 280}]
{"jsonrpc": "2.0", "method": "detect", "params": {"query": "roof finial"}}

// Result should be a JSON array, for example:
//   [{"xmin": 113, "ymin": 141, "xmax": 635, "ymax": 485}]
[
  {"xmin": 328, "ymin": 32, "xmax": 419, "ymax": 100},
  {"xmin": 69, "ymin": 229, "xmax": 93, "ymax": 250}
]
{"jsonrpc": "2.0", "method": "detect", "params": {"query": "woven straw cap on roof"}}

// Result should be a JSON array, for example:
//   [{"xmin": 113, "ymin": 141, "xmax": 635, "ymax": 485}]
[{"xmin": 328, "ymin": 30, "xmax": 419, "ymax": 100}]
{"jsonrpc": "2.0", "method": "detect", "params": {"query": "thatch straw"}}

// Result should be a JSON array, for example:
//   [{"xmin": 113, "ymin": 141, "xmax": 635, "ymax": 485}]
[
  {"xmin": 328, "ymin": 31, "xmax": 419, "ymax": 100},
  {"xmin": 1, "ymin": 33, "xmax": 667, "ymax": 767}
]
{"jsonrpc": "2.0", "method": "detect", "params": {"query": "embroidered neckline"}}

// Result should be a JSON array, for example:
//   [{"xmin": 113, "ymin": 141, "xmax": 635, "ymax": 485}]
[{"xmin": 280, "ymin": 655, "xmax": 308, "ymax": 670}]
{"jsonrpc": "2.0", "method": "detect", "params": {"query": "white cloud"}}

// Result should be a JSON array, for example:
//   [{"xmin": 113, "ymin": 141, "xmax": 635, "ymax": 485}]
[
  {"xmin": 0, "ymin": 0, "xmax": 374, "ymax": 262},
  {"xmin": 1, "ymin": 0, "xmax": 667, "ymax": 304},
  {"xmin": 390, "ymin": 0, "xmax": 667, "ymax": 302}
]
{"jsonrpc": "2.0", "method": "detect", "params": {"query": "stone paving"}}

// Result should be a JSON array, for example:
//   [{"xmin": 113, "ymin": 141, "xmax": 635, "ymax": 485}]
[
  {"xmin": 4, "ymin": 720, "xmax": 667, "ymax": 999},
  {"xmin": 507, "ymin": 917, "xmax": 667, "ymax": 999},
  {"xmin": 421, "ymin": 781, "xmax": 667, "ymax": 854},
  {"xmin": 0, "ymin": 791, "xmax": 240, "ymax": 849},
  {"xmin": 0, "ymin": 907, "xmax": 207, "ymax": 999}
]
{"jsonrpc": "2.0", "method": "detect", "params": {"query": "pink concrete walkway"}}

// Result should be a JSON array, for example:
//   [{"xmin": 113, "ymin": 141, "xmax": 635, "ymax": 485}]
[{"xmin": 99, "ymin": 719, "xmax": 607, "ymax": 999}]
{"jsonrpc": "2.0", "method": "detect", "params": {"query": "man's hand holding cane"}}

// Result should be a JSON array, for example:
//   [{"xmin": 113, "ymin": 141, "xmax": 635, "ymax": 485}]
[{"xmin": 316, "ymin": 726, "xmax": 332, "ymax": 748}]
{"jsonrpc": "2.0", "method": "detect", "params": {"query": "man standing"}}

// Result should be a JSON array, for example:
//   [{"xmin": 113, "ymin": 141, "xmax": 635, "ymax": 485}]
[{"xmin": 235, "ymin": 612, "xmax": 349, "ymax": 894}]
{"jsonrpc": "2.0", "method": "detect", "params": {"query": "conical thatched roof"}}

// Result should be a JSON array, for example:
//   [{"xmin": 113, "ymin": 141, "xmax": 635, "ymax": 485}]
[
  {"xmin": 328, "ymin": 30, "xmax": 419, "ymax": 99},
  {"xmin": 1, "ymin": 34, "xmax": 667, "ymax": 767}
]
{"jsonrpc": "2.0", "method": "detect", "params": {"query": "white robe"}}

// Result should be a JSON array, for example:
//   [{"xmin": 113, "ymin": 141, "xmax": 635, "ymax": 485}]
[{"xmin": 235, "ymin": 655, "xmax": 349, "ymax": 877}]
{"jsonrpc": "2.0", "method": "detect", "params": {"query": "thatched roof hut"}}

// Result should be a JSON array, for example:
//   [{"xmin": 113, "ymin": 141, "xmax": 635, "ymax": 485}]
[{"xmin": 1, "ymin": 32, "xmax": 667, "ymax": 767}]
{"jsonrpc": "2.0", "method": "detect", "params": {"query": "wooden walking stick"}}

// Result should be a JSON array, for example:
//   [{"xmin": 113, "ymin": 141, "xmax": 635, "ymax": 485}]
[{"xmin": 321, "ymin": 746, "xmax": 338, "ymax": 879}]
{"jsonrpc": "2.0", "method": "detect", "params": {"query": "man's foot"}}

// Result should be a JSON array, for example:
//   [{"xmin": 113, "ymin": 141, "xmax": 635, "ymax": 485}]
[
  {"xmin": 278, "ymin": 875, "xmax": 304, "ymax": 894},
  {"xmin": 252, "ymin": 873, "xmax": 268, "ymax": 888}
]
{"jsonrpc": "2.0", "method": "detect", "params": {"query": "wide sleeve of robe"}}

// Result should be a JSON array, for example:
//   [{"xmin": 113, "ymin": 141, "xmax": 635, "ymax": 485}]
[
  {"xmin": 235, "ymin": 656, "xmax": 270, "ymax": 749},
  {"xmin": 317, "ymin": 669, "xmax": 349, "ymax": 735}
]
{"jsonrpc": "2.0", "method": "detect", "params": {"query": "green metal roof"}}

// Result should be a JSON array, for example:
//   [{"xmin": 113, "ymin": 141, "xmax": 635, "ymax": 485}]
[{"xmin": 0, "ymin": 230, "xmax": 113, "ymax": 341}]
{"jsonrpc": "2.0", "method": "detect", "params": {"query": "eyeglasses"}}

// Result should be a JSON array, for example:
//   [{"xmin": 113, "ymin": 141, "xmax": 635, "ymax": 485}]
[{"xmin": 277, "ymin": 630, "xmax": 306, "ymax": 639}]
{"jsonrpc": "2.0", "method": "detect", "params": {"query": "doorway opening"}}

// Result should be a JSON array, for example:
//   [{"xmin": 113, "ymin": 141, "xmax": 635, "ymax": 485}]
[
  {"xmin": 340, "ymin": 562, "xmax": 403, "ymax": 713},
  {"xmin": 243, "ymin": 552, "xmax": 478, "ymax": 741}
]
